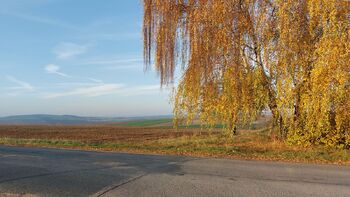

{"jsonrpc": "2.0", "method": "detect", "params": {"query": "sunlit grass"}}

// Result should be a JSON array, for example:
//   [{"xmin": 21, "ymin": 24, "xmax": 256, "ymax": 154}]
[
  {"xmin": 1, "ymin": 127, "xmax": 349, "ymax": 165},
  {"xmin": 122, "ymin": 119, "xmax": 172, "ymax": 127}
]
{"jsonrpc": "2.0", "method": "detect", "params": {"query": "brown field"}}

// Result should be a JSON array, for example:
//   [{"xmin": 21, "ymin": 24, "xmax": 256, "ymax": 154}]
[{"xmin": 0, "ymin": 125, "xmax": 213, "ymax": 142}]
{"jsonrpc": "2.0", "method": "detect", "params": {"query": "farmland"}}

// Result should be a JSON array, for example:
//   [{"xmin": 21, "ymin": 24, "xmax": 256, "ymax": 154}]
[
  {"xmin": 118, "ymin": 118, "xmax": 173, "ymax": 127},
  {"xmin": 0, "ymin": 120, "xmax": 349, "ymax": 165}
]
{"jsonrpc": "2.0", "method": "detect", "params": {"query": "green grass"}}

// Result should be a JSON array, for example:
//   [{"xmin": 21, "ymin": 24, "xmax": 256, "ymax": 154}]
[
  {"xmin": 175, "ymin": 122, "xmax": 268, "ymax": 129},
  {"xmin": 121, "ymin": 117, "xmax": 269, "ymax": 130},
  {"xmin": 176, "ymin": 124, "xmax": 224, "ymax": 129},
  {"xmin": 123, "ymin": 119, "xmax": 173, "ymax": 127}
]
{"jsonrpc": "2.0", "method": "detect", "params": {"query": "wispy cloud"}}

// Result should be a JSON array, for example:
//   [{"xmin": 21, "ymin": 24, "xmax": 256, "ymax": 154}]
[
  {"xmin": 78, "ymin": 32, "xmax": 140, "ymax": 42},
  {"xmin": 44, "ymin": 83, "xmax": 123, "ymax": 98},
  {"xmin": 43, "ymin": 81, "xmax": 166, "ymax": 99},
  {"xmin": 0, "ymin": 10, "xmax": 80, "ymax": 31},
  {"xmin": 119, "ymin": 84, "xmax": 168, "ymax": 96},
  {"xmin": 53, "ymin": 42, "xmax": 89, "ymax": 59},
  {"xmin": 137, "ymin": 85, "xmax": 161, "ymax": 91},
  {"xmin": 54, "ymin": 82, "xmax": 102, "ymax": 87},
  {"xmin": 53, "ymin": 78, "xmax": 104, "ymax": 87},
  {"xmin": 81, "ymin": 57, "xmax": 143, "ymax": 65},
  {"xmin": 88, "ymin": 78, "xmax": 103, "ymax": 84},
  {"xmin": 79, "ymin": 57, "xmax": 143, "ymax": 70},
  {"xmin": 45, "ymin": 64, "xmax": 69, "ymax": 77},
  {"xmin": 6, "ymin": 75, "xmax": 35, "ymax": 91},
  {"xmin": 105, "ymin": 64, "xmax": 142, "ymax": 70}
]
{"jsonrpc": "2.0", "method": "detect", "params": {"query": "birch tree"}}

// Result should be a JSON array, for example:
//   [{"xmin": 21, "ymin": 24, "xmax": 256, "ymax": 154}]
[{"xmin": 143, "ymin": 0, "xmax": 350, "ymax": 148}]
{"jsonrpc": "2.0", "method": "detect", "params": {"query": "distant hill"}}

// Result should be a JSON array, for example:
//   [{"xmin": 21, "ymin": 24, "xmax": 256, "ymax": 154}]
[{"xmin": 0, "ymin": 114, "xmax": 173, "ymax": 125}]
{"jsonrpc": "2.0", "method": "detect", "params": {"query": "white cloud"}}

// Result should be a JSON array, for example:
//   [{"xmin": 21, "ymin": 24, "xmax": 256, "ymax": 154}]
[
  {"xmin": 0, "ymin": 10, "xmax": 80, "ymax": 31},
  {"xmin": 6, "ymin": 75, "xmax": 35, "ymax": 91},
  {"xmin": 79, "ymin": 57, "xmax": 143, "ymax": 70},
  {"xmin": 88, "ymin": 78, "xmax": 103, "ymax": 84},
  {"xmin": 119, "ymin": 84, "xmax": 168, "ymax": 96},
  {"xmin": 44, "ymin": 83, "xmax": 123, "ymax": 98},
  {"xmin": 43, "ymin": 82, "xmax": 167, "ymax": 99},
  {"xmin": 78, "ymin": 32, "xmax": 140, "ymax": 41},
  {"xmin": 138, "ymin": 85, "xmax": 161, "ymax": 91},
  {"xmin": 53, "ymin": 42, "xmax": 88, "ymax": 59},
  {"xmin": 54, "ymin": 82, "xmax": 102, "ymax": 87},
  {"xmin": 81, "ymin": 57, "xmax": 143, "ymax": 65},
  {"xmin": 53, "ymin": 78, "xmax": 104, "ymax": 87},
  {"xmin": 45, "ymin": 64, "xmax": 69, "ymax": 77},
  {"xmin": 105, "ymin": 64, "xmax": 142, "ymax": 70}
]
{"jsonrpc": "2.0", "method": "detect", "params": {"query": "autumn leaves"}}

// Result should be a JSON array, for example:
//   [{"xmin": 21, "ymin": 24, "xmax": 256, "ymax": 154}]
[{"xmin": 143, "ymin": 0, "xmax": 349, "ymax": 148}]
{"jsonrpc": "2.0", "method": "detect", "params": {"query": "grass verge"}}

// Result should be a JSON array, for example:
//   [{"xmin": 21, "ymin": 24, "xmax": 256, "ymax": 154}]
[
  {"xmin": 0, "ymin": 128, "xmax": 349, "ymax": 165},
  {"xmin": 121, "ymin": 119, "xmax": 173, "ymax": 127}
]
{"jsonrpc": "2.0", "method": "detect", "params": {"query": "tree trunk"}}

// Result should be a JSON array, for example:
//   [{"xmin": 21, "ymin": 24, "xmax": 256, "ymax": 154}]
[
  {"xmin": 279, "ymin": 115, "xmax": 285, "ymax": 139},
  {"xmin": 329, "ymin": 101, "xmax": 336, "ymax": 131},
  {"xmin": 232, "ymin": 126, "xmax": 237, "ymax": 136}
]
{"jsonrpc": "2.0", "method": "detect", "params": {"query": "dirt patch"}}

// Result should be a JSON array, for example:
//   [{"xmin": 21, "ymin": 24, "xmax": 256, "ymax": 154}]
[{"xmin": 0, "ymin": 125, "xmax": 218, "ymax": 143}]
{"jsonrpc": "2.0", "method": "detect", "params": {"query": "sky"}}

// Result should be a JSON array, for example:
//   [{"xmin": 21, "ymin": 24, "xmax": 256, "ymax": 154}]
[{"xmin": 0, "ymin": 0, "xmax": 173, "ymax": 117}]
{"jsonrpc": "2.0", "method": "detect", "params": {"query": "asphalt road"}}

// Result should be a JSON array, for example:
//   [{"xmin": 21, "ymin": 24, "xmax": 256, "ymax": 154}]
[{"xmin": 0, "ymin": 146, "xmax": 349, "ymax": 197}]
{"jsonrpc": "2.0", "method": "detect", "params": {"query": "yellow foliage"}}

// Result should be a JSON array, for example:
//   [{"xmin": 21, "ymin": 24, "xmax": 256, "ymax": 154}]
[{"xmin": 143, "ymin": 0, "xmax": 350, "ymax": 148}]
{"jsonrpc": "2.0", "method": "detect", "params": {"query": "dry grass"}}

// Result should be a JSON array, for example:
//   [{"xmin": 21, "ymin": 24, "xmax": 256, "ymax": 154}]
[{"xmin": 0, "ymin": 125, "xmax": 349, "ymax": 165}]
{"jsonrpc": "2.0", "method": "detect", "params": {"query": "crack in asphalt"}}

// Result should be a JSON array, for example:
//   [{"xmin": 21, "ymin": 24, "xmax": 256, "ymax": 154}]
[
  {"xmin": 1, "ymin": 146, "xmax": 349, "ymax": 196},
  {"xmin": 0, "ymin": 166, "xmax": 115, "ymax": 184},
  {"xmin": 92, "ymin": 173, "xmax": 147, "ymax": 197},
  {"xmin": 91, "ymin": 161, "xmax": 189, "ymax": 197}
]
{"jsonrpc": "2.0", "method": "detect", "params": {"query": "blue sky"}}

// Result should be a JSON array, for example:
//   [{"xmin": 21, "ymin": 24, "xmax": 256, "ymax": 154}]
[{"xmin": 0, "ymin": 0, "xmax": 173, "ymax": 117}]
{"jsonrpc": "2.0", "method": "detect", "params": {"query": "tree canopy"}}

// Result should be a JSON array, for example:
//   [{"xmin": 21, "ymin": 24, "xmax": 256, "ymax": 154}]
[{"xmin": 143, "ymin": 0, "xmax": 350, "ymax": 148}]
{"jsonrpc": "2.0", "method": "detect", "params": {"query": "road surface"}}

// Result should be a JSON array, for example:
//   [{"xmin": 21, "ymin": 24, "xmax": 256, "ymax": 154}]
[{"xmin": 0, "ymin": 146, "xmax": 349, "ymax": 197}]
